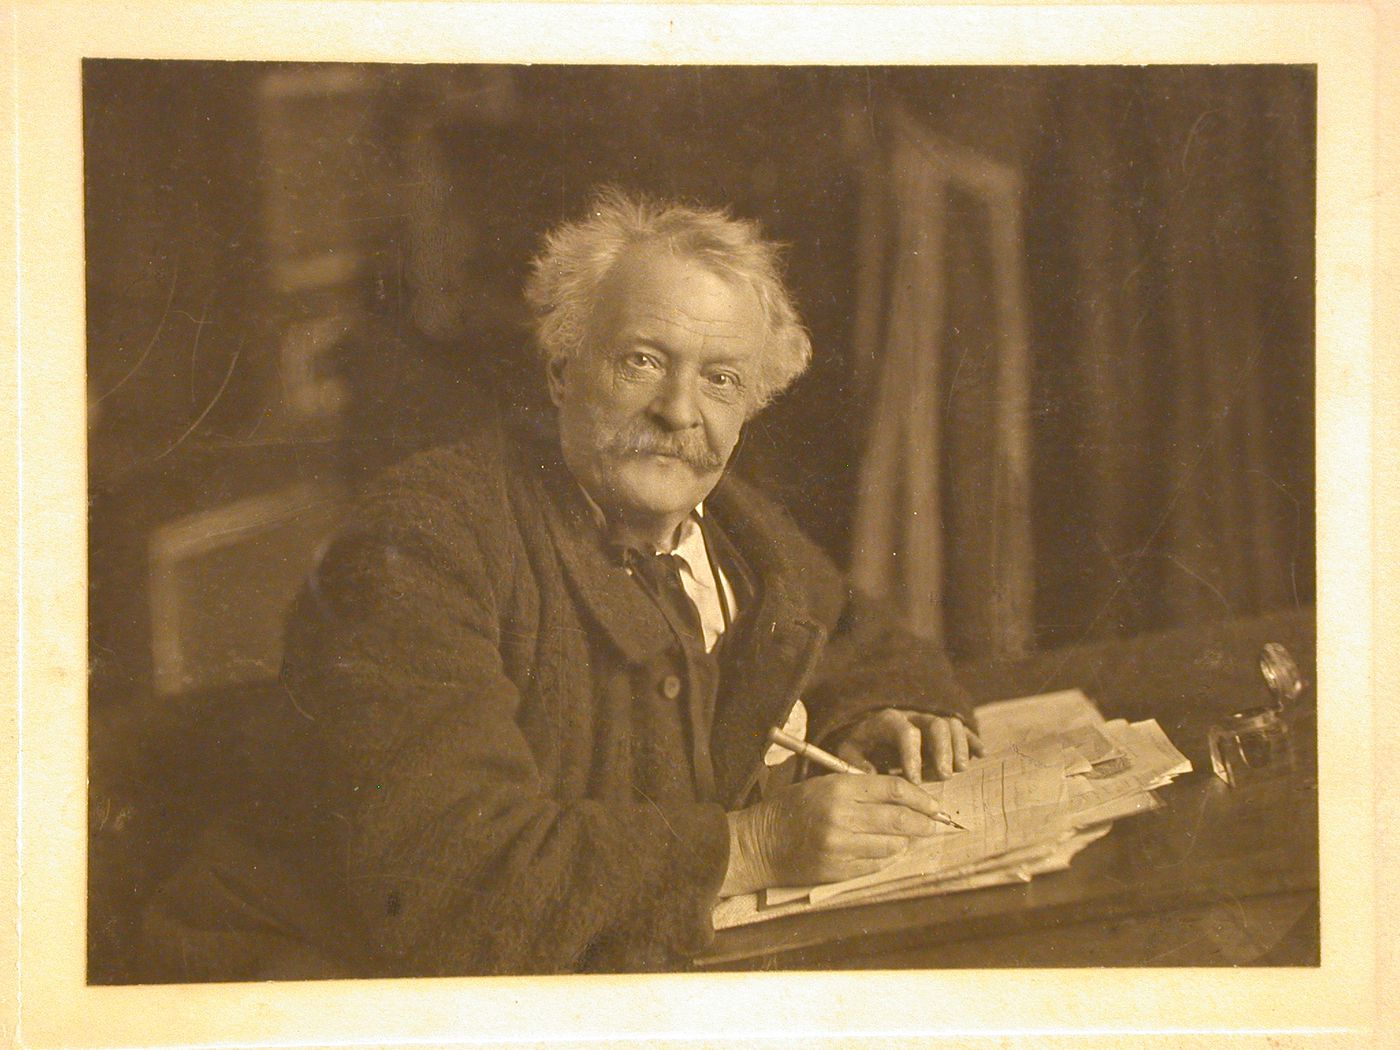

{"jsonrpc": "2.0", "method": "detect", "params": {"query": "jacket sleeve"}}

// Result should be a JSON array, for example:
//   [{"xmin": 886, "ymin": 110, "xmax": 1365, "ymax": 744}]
[
  {"xmin": 750, "ymin": 499, "xmax": 974, "ymax": 746},
  {"xmin": 714, "ymin": 472, "xmax": 976, "ymax": 763},
  {"xmin": 281, "ymin": 484, "xmax": 730, "ymax": 976},
  {"xmin": 803, "ymin": 586, "xmax": 978, "ymax": 748}
]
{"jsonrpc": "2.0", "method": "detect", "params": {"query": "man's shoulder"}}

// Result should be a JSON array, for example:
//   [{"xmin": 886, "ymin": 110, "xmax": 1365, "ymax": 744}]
[
  {"xmin": 713, "ymin": 471, "xmax": 830, "ymax": 561},
  {"xmin": 374, "ymin": 426, "xmax": 510, "ymax": 500},
  {"xmin": 352, "ymin": 407, "xmax": 543, "ymax": 543},
  {"xmin": 710, "ymin": 470, "xmax": 848, "ymax": 619}
]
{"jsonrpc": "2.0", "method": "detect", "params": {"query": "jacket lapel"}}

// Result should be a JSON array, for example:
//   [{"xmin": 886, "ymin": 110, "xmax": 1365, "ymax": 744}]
[
  {"xmin": 515, "ymin": 426, "xmax": 835, "ymax": 804},
  {"xmin": 523, "ymin": 437, "xmax": 675, "ymax": 665},
  {"xmin": 707, "ymin": 478, "xmax": 831, "ymax": 808}
]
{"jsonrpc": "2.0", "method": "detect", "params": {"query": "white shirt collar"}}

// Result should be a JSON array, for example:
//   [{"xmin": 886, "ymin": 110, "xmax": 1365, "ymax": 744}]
[{"xmin": 575, "ymin": 483, "xmax": 706, "ymax": 557}]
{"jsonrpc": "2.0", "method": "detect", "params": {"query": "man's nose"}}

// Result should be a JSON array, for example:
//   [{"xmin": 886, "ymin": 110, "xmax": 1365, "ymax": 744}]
[{"xmin": 648, "ymin": 373, "xmax": 702, "ymax": 430}]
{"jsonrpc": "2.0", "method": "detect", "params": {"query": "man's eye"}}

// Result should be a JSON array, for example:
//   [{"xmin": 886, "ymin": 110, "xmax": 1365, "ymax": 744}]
[
  {"xmin": 622, "ymin": 352, "xmax": 660, "ymax": 371},
  {"xmin": 707, "ymin": 372, "xmax": 740, "ymax": 389}
]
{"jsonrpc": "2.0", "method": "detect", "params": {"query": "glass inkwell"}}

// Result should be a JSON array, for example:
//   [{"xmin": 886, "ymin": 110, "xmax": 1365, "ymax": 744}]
[{"xmin": 1208, "ymin": 643, "xmax": 1307, "ymax": 788}]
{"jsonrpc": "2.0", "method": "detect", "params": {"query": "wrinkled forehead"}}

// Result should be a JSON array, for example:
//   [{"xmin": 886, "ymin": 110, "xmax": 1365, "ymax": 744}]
[{"xmin": 591, "ymin": 240, "xmax": 766, "ymax": 340}]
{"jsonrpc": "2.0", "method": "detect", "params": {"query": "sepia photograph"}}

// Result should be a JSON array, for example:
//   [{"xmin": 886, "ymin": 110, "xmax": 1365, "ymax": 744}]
[
  {"xmin": 84, "ymin": 60, "xmax": 1319, "ymax": 983},
  {"xmin": 10, "ymin": 1, "xmax": 1388, "ymax": 1046}
]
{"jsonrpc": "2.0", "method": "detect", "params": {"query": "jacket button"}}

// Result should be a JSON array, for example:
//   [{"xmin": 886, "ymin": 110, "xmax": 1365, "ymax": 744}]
[{"xmin": 660, "ymin": 674, "xmax": 683, "ymax": 700}]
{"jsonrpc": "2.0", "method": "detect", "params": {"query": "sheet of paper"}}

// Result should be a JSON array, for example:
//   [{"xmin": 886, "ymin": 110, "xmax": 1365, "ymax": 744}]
[
  {"xmin": 1057, "ymin": 722, "xmax": 1125, "ymax": 765},
  {"xmin": 1061, "ymin": 751, "xmax": 1095, "ymax": 777},
  {"xmin": 718, "ymin": 697, "xmax": 1192, "ymax": 930},
  {"xmin": 1065, "ymin": 719, "xmax": 1191, "ymax": 826},
  {"xmin": 762, "ymin": 752, "xmax": 1075, "ymax": 909},
  {"xmin": 1125, "ymin": 718, "xmax": 1194, "ymax": 779},
  {"xmin": 816, "ymin": 833, "xmax": 1080, "ymax": 909},
  {"xmin": 715, "ymin": 826, "xmax": 1114, "ymax": 930},
  {"xmin": 1072, "ymin": 788, "xmax": 1162, "ymax": 827},
  {"xmin": 806, "ymin": 753, "xmax": 1073, "ymax": 904},
  {"xmin": 1100, "ymin": 719, "xmax": 1191, "ymax": 787},
  {"xmin": 829, "ymin": 824, "xmax": 1115, "ymax": 908},
  {"xmin": 973, "ymin": 688, "xmax": 1106, "ymax": 754}
]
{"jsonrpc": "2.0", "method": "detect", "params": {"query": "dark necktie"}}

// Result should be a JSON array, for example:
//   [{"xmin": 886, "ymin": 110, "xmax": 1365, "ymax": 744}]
[{"xmin": 625, "ymin": 550, "xmax": 706, "ymax": 648}]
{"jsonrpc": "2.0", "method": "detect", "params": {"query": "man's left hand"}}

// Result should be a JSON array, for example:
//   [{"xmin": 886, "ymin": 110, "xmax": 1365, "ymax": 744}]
[{"xmin": 832, "ymin": 709, "xmax": 983, "ymax": 783}]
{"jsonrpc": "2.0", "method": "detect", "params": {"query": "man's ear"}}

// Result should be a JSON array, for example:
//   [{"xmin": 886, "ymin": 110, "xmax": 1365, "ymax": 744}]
[{"xmin": 546, "ymin": 354, "xmax": 568, "ymax": 408}]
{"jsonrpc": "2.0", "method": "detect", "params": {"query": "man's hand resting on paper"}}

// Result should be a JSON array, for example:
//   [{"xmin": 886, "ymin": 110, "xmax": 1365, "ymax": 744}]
[
  {"xmin": 720, "ymin": 773, "xmax": 949, "ymax": 896},
  {"xmin": 831, "ymin": 708, "xmax": 983, "ymax": 783}
]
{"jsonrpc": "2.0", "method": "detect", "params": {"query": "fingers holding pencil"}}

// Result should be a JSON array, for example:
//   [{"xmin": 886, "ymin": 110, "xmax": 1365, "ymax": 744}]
[{"xmin": 766, "ymin": 728, "xmax": 966, "ymax": 830}]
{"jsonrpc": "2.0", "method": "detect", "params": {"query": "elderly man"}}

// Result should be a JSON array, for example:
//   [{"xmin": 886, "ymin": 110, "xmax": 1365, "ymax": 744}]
[{"xmin": 145, "ymin": 189, "xmax": 977, "ymax": 979}]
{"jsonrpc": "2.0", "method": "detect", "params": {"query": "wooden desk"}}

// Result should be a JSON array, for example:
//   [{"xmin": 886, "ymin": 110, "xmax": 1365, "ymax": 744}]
[{"xmin": 699, "ymin": 607, "xmax": 1318, "ymax": 969}]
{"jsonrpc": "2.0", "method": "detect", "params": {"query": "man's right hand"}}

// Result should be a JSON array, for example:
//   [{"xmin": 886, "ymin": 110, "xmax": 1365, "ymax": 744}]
[{"xmin": 720, "ymin": 773, "xmax": 948, "ymax": 896}]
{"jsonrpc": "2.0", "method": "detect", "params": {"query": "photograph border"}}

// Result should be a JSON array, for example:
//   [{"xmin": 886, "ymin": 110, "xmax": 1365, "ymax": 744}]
[{"xmin": 8, "ymin": 1, "xmax": 1392, "ymax": 1047}]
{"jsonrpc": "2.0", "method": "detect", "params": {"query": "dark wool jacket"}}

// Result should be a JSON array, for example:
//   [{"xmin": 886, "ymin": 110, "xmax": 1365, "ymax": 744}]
[{"xmin": 143, "ymin": 409, "xmax": 973, "ymax": 980}]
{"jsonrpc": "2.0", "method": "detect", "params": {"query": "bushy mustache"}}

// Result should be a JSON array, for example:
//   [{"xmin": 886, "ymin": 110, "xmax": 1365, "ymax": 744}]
[{"xmin": 603, "ymin": 423, "xmax": 726, "ymax": 472}]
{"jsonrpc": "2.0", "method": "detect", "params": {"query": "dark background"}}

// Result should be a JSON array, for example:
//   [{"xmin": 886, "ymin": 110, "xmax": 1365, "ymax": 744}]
[{"xmin": 84, "ymin": 62, "xmax": 1315, "ymax": 980}]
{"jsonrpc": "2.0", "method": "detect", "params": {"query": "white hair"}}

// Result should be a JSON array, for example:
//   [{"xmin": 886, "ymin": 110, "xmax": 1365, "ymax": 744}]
[{"xmin": 523, "ymin": 187, "xmax": 812, "ymax": 411}]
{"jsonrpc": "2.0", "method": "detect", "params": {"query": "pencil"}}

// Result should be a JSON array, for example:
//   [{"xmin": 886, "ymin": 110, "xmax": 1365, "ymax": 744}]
[{"xmin": 765, "ymin": 727, "xmax": 966, "ymax": 830}]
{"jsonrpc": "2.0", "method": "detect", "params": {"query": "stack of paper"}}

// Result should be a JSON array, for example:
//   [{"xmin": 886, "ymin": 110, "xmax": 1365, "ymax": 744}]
[
  {"xmin": 1067, "ymin": 717, "xmax": 1193, "ymax": 825},
  {"xmin": 713, "ymin": 689, "xmax": 1192, "ymax": 932},
  {"xmin": 955, "ymin": 688, "xmax": 1190, "ymax": 830}
]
